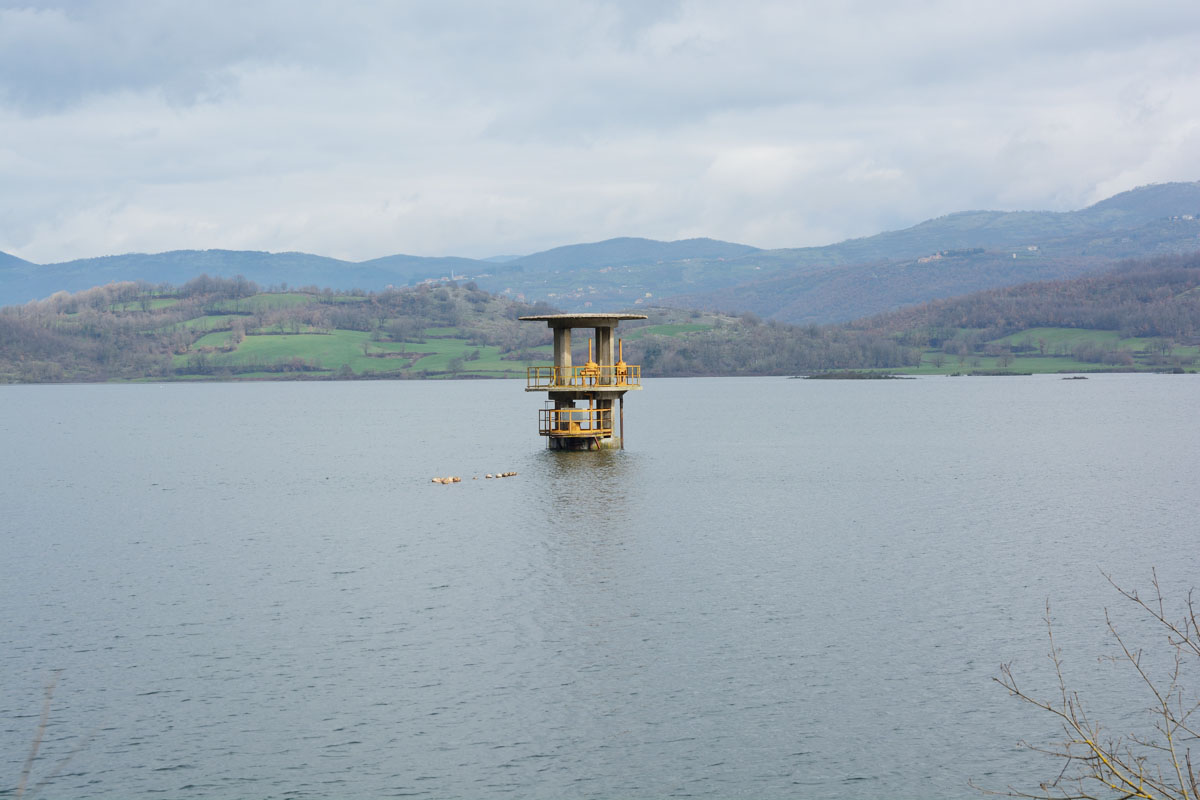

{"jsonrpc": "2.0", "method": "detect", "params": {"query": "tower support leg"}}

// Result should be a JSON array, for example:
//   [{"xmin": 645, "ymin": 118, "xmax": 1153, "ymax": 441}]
[{"xmin": 620, "ymin": 395, "xmax": 625, "ymax": 449}]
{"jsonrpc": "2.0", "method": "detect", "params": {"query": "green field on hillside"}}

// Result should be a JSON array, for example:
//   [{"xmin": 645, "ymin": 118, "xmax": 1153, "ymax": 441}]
[
  {"xmin": 166, "ymin": 314, "xmax": 243, "ymax": 332},
  {"xmin": 208, "ymin": 293, "xmax": 317, "ymax": 312},
  {"xmin": 112, "ymin": 298, "xmax": 180, "ymax": 311},
  {"xmin": 174, "ymin": 327, "xmax": 549, "ymax": 378},
  {"xmin": 889, "ymin": 326, "xmax": 1199, "ymax": 375},
  {"xmin": 988, "ymin": 327, "xmax": 1160, "ymax": 352},
  {"xmin": 7, "ymin": 267, "xmax": 1197, "ymax": 384},
  {"xmin": 175, "ymin": 319, "xmax": 1188, "ymax": 379},
  {"xmin": 623, "ymin": 323, "xmax": 712, "ymax": 339},
  {"xmin": 132, "ymin": 287, "xmax": 570, "ymax": 380}
]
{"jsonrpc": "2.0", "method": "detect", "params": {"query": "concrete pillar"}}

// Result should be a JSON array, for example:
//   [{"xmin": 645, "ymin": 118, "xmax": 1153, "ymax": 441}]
[
  {"xmin": 553, "ymin": 326, "xmax": 572, "ymax": 376},
  {"xmin": 595, "ymin": 326, "xmax": 614, "ymax": 365},
  {"xmin": 595, "ymin": 326, "xmax": 613, "ymax": 385}
]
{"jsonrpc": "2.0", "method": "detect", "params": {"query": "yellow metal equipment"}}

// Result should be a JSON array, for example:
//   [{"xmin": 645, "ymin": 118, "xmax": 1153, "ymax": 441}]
[
  {"xmin": 537, "ymin": 406, "xmax": 613, "ymax": 437},
  {"xmin": 525, "ymin": 364, "xmax": 641, "ymax": 390}
]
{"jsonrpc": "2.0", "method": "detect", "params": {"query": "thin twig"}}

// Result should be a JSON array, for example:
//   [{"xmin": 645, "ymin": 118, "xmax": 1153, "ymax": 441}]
[{"xmin": 16, "ymin": 670, "xmax": 62, "ymax": 799}]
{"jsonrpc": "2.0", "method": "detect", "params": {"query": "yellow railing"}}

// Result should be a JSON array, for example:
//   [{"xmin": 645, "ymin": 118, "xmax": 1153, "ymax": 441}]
[
  {"xmin": 538, "ymin": 407, "xmax": 614, "ymax": 438},
  {"xmin": 526, "ymin": 364, "xmax": 641, "ymax": 390}
]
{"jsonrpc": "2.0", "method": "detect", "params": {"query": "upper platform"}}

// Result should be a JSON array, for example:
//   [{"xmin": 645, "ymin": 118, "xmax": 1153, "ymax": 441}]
[
  {"xmin": 525, "ymin": 365, "xmax": 642, "ymax": 392},
  {"xmin": 519, "ymin": 313, "xmax": 647, "ymax": 328}
]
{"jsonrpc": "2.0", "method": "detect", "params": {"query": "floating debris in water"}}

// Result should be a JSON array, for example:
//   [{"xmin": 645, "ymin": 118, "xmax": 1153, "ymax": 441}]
[{"xmin": 432, "ymin": 472, "xmax": 516, "ymax": 484}]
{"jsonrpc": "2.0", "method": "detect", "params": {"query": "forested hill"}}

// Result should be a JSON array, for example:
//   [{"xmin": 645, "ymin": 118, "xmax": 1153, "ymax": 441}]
[
  {"xmin": 3, "ymin": 252, "xmax": 1199, "ymax": 384},
  {"xmin": 0, "ymin": 237, "xmax": 758, "ymax": 308},
  {"xmin": 854, "ymin": 252, "xmax": 1200, "ymax": 342},
  {"xmin": 497, "ymin": 237, "xmax": 759, "ymax": 272},
  {"xmin": 0, "ymin": 250, "xmax": 33, "ymax": 270},
  {"xmin": 0, "ymin": 278, "xmax": 551, "ymax": 383},
  {"xmin": 0, "ymin": 276, "xmax": 920, "ymax": 383},
  {"xmin": 461, "ymin": 182, "xmax": 1200, "ymax": 320},
  {"xmin": 4, "ymin": 182, "xmax": 1200, "ymax": 320},
  {"xmin": 661, "ymin": 182, "xmax": 1200, "ymax": 324}
]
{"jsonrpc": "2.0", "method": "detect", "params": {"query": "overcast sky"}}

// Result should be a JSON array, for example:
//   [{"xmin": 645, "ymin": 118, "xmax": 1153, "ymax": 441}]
[{"xmin": 2, "ymin": 1, "xmax": 1199, "ymax": 264}]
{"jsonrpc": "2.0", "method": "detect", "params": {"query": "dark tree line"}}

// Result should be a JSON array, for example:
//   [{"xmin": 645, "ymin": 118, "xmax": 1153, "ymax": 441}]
[
  {"xmin": 858, "ymin": 253, "xmax": 1200, "ymax": 343},
  {"xmin": 626, "ymin": 316, "xmax": 920, "ymax": 376}
]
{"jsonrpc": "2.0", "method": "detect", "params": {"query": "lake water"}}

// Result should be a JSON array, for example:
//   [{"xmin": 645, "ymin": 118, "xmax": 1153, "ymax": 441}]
[{"xmin": 2, "ymin": 375, "xmax": 1198, "ymax": 798}]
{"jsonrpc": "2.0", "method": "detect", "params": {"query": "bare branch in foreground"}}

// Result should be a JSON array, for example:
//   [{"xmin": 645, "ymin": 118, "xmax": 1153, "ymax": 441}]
[{"xmin": 975, "ymin": 574, "xmax": 1199, "ymax": 800}]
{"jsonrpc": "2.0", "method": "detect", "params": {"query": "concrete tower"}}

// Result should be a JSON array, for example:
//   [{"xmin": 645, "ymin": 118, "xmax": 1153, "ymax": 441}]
[{"xmin": 519, "ymin": 313, "xmax": 646, "ymax": 450}]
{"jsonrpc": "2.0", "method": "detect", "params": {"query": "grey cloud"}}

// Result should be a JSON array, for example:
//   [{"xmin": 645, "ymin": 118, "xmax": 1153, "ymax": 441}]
[
  {"xmin": 1, "ymin": 0, "xmax": 1199, "ymax": 263},
  {"xmin": 0, "ymin": 3, "xmax": 258, "ymax": 112},
  {"xmin": 0, "ymin": 0, "xmax": 378, "ymax": 113}
]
